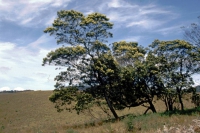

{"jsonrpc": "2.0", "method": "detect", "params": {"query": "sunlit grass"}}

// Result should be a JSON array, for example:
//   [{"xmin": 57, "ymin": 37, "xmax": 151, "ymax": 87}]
[{"xmin": 0, "ymin": 91, "xmax": 199, "ymax": 133}]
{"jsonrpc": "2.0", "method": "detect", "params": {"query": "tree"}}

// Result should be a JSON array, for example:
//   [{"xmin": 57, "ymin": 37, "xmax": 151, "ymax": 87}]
[
  {"xmin": 133, "ymin": 53, "xmax": 164, "ymax": 114},
  {"xmin": 43, "ymin": 10, "xmax": 161, "ymax": 119},
  {"xmin": 182, "ymin": 16, "xmax": 200, "ymax": 48},
  {"xmin": 182, "ymin": 16, "xmax": 200, "ymax": 77},
  {"xmin": 149, "ymin": 39, "xmax": 199, "ymax": 111},
  {"xmin": 43, "ymin": 10, "xmax": 125, "ymax": 119},
  {"xmin": 111, "ymin": 41, "xmax": 164, "ymax": 114}
]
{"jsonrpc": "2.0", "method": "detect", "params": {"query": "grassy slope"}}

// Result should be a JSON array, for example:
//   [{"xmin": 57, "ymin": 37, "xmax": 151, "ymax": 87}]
[{"xmin": 0, "ymin": 91, "xmax": 199, "ymax": 133}]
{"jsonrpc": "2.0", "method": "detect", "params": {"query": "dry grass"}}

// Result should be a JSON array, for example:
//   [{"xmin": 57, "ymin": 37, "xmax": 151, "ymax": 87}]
[{"xmin": 0, "ymin": 91, "xmax": 199, "ymax": 133}]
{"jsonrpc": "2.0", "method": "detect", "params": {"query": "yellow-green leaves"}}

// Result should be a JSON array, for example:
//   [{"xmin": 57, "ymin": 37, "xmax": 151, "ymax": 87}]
[
  {"xmin": 44, "ymin": 10, "xmax": 113, "ymax": 46},
  {"xmin": 112, "ymin": 41, "xmax": 145, "ymax": 66},
  {"xmin": 149, "ymin": 39, "xmax": 200, "ymax": 111},
  {"xmin": 49, "ymin": 86, "xmax": 78, "ymax": 112},
  {"xmin": 81, "ymin": 12, "xmax": 112, "ymax": 26},
  {"xmin": 93, "ymin": 53, "xmax": 119, "ymax": 76},
  {"xmin": 57, "ymin": 10, "xmax": 84, "ymax": 19},
  {"xmin": 42, "ymin": 45, "xmax": 86, "ymax": 66}
]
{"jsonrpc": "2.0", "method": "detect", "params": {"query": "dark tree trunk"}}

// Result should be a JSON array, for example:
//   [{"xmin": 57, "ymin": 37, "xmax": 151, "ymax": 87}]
[
  {"xmin": 144, "ymin": 107, "xmax": 150, "ymax": 114},
  {"xmin": 143, "ymin": 98, "xmax": 157, "ymax": 114},
  {"xmin": 168, "ymin": 100, "xmax": 173, "ymax": 111},
  {"xmin": 104, "ymin": 93, "xmax": 119, "ymax": 120},
  {"xmin": 177, "ymin": 88, "xmax": 184, "ymax": 111},
  {"xmin": 178, "ymin": 94, "xmax": 184, "ymax": 110},
  {"xmin": 148, "ymin": 99, "xmax": 157, "ymax": 113},
  {"xmin": 164, "ymin": 98, "xmax": 169, "ymax": 111}
]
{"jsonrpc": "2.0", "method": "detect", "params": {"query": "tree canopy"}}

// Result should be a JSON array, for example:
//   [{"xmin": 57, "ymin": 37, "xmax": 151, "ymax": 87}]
[
  {"xmin": 149, "ymin": 39, "xmax": 200, "ymax": 111},
  {"xmin": 43, "ymin": 10, "xmax": 200, "ymax": 120}
]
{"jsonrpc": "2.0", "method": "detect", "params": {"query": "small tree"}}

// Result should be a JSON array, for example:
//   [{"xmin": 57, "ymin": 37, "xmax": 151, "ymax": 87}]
[
  {"xmin": 182, "ymin": 16, "xmax": 200, "ymax": 48},
  {"xmin": 149, "ymin": 39, "xmax": 199, "ymax": 111},
  {"xmin": 182, "ymin": 16, "xmax": 200, "ymax": 77}
]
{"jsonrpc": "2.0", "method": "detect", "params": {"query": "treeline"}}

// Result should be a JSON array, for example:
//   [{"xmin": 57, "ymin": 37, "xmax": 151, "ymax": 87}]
[
  {"xmin": 0, "ymin": 90, "xmax": 33, "ymax": 93},
  {"xmin": 43, "ymin": 10, "xmax": 200, "ymax": 120}
]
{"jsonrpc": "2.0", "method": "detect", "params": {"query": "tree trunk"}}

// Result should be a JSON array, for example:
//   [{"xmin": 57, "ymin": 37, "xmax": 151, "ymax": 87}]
[
  {"xmin": 177, "ymin": 88, "xmax": 184, "ymax": 111},
  {"xmin": 144, "ymin": 107, "xmax": 150, "ymax": 114},
  {"xmin": 164, "ymin": 98, "xmax": 169, "ymax": 111},
  {"xmin": 178, "ymin": 93, "xmax": 184, "ymax": 111},
  {"xmin": 148, "ymin": 99, "xmax": 157, "ymax": 113},
  {"xmin": 168, "ymin": 99, "xmax": 173, "ymax": 111},
  {"xmin": 104, "ymin": 93, "xmax": 119, "ymax": 120}
]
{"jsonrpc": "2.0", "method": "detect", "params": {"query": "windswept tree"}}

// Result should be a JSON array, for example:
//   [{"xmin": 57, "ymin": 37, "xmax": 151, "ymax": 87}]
[
  {"xmin": 149, "ymin": 39, "xmax": 200, "ymax": 111},
  {"xmin": 111, "ymin": 41, "xmax": 164, "ymax": 114},
  {"xmin": 43, "ymin": 10, "xmax": 163, "ymax": 119},
  {"xmin": 43, "ymin": 10, "xmax": 153, "ymax": 120},
  {"xmin": 43, "ymin": 10, "xmax": 122, "ymax": 119}
]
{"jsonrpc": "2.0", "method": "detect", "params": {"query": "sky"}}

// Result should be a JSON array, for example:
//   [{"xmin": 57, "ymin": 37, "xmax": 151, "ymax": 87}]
[{"xmin": 0, "ymin": 0, "xmax": 200, "ymax": 91}]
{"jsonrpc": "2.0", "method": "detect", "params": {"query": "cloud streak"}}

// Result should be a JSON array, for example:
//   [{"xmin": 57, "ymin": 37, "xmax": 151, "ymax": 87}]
[{"xmin": 0, "ymin": 0, "xmax": 72, "ymax": 27}]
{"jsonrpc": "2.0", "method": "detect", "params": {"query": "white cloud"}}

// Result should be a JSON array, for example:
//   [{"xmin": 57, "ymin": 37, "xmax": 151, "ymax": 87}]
[
  {"xmin": 0, "ymin": 0, "xmax": 178, "ymax": 32},
  {"xmin": 0, "ymin": 42, "xmax": 15, "ymax": 51},
  {"xmin": 94, "ymin": 1, "xmax": 178, "ymax": 31},
  {"xmin": 51, "ymin": 0, "xmax": 70, "ymax": 7},
  {"xmin": 0, "ymin": 0, "xmax": 71, "ymax": 27},
  {"xmin": 0, "ymin": 87, "xmax": 11, "ymax": 91},
  {"xmin": 13, "ymin": 87, "xmax": 25, "ymax": 91},
  {"xmin": 0, "ymin": 86, "xmax": 27, "ymax": 91},
  {"xmin": 193, "ymin": 74, "xmax": 200, "ymax": 86},
  {"xmin": 108, "ymin": 0, "xmax": 121, "ymax": 8},
  {"xmin": 107, "ymin": 0, "xmax": 134, "ymax": 8},
  {"xmin": 0, "ymin": 41, "xmax": 59, "ymax": 90}
]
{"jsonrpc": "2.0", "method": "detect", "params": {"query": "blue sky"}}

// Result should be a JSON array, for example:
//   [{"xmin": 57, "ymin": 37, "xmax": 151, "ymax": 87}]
[{"xmin": 0, "ymin": 0, "xmax": 200, "ymax": 91}]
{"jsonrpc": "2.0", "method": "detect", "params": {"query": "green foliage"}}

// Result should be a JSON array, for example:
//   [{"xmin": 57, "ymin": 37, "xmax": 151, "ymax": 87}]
[
  {"xmin": 44, "ymin": 10, "xmax": 153, "ymax": 119},
  {"xmin": 44, "ymin": 9, "xmax": 200, "ymax": 120},
  {"xmin": 1, "ymin": 125, "xmax": 5, "ymax": 130},
  {"xmin": 44, "ymin": 10, "xmax": 121, "ymax": 119},
  {"xmin": 149, "ymin": 39, "xmax": 200, "ymax": 111},
  {"xmin": 49, "ymin": 86, "xmax": 78, "ymax": 112},
  {"xmin": 124, "ymin": 115, "xmax": 135, "ymax": 131},
  {"xmin": 112, "ymin": 41, "xmax": 146, "ymax": 66},
  {"xmin": 111, "ymin": 41, "xmax": 163, "ymax": 113}
]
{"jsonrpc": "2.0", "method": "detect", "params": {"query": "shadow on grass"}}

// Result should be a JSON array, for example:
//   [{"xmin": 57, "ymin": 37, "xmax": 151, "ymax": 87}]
[
  {"xmin": 64, "ymin": 106, "xmax": 200, "ymax": 130},
  {"xmin": 160, "ymin": 106, "xmax": 200, "ymax": 116}
]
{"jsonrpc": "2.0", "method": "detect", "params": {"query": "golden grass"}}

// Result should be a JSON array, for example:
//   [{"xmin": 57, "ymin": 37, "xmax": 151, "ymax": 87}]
[{"xmin": 0, "ymin": 91, "xmax": 199, "ymax": 133}]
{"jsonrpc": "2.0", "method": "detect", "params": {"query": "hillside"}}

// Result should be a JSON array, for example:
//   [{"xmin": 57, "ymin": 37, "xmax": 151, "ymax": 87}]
[
  {"xmin": 0, "ymin": 91, "xmax": 92, "ymax": 133},
  {"xmin": 0, "ymin": 91, "xmax": 199, "ymax": 133}
]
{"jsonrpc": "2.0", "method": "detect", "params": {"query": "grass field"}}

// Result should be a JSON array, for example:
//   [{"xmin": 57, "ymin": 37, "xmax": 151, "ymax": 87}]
[{"xmin": 0, "ymin": 91, "xmax": 199, "ymax": 133}]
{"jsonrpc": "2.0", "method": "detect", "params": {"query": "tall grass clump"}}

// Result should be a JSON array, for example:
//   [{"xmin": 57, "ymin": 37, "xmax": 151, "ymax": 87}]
[
  {"xmin": 124, "ymin": 114, "xmax": 135, "ymax": 131},
  {"xmin": 123, "ymin": 113, "xmax": 168, "ymax": 132}
]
